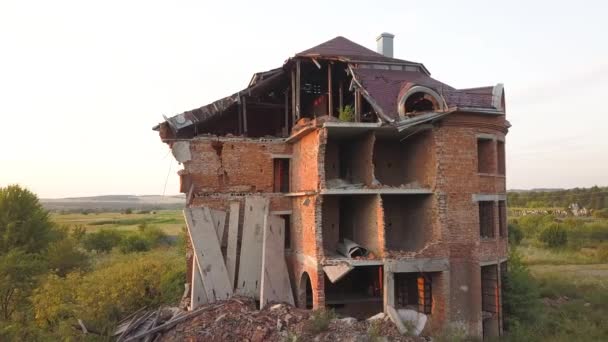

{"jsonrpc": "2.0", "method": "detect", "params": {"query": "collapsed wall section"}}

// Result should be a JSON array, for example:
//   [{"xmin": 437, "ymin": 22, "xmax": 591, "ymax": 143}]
[{"xmin": 180, "ymin": 137, "xmax": 292, "ymax": 194}]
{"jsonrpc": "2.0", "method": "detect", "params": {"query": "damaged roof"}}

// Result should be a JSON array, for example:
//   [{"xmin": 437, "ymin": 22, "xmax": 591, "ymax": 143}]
[
  {"xmin": 352, "ymin": 68, "xmax": 502, "ymax": 120},
  {"xmin": 296, "ymin": 36, "xmax": 425, "ymax": 68},
  {"xmin": 156, "ymin": 35, "xmax": 504, "ymax": 133}
]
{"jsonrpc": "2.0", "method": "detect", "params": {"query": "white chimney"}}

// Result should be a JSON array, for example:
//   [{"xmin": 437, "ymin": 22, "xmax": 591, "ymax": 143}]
[{"xmin": 376, "ymin": 32, "xmax": 395, "ymax": 58}]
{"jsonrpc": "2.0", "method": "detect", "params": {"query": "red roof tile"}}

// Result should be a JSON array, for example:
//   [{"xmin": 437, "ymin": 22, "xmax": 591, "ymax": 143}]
[{"xmin": 296, "ymin": 36, "xmax": 417, "ymax": 64}]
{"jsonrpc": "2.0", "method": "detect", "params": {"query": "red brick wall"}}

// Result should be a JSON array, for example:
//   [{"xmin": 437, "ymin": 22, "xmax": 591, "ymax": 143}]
[
  {"xmin": 184, "ymin": 137, "xmax": 291, "ymax": 193},
  {"xmin": 291, "ymin": 131, "xmax": 321, "ymax": 192}
]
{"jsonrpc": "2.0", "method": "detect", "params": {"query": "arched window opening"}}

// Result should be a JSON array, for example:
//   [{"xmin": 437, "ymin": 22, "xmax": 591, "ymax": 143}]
[
  {"xmin": 299, "ymin": 272, "xmax": 313, "ymax": 309},
  {"xmin": 404, "ymin": 92, "xmax": 436, "ymax": 114}
]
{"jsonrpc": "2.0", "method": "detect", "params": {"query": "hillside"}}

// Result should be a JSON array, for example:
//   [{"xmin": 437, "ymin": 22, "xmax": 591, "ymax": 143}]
[{"xmin": 41, "ymin": 194, "xmax": 185, "ymax": 212}]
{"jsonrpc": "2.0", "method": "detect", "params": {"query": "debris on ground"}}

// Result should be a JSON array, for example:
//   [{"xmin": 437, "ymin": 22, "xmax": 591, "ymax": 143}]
[{"xmin": 113, "ymin": 297, "xmax": 424, "ymax": 341}]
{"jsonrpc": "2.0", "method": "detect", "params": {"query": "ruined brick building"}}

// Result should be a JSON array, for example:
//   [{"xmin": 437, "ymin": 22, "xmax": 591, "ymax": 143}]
[{"xmin": 155, "ymin": 34, "xmax": 509, "ymax": 338}]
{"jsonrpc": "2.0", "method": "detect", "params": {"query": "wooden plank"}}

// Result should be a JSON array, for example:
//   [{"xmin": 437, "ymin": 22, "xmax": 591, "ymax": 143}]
[
  {"xmin": 236, "ymin": 196, "xmax": 268, "ymax": 298},
  {"xmin": 328, "ymin": 62, "xmax": 333, "ymax": 116},
  {"xmin": 226, "ymin": 202, "xmax": 240, "ymax": 289},
  {"xmin": 184, "ymin": 208, "xmax": 233, "ymax": 302},
  {"xmin": 296, "ymin": 60, "xmax": 301, "ymax": 119},
  {"xmin": 243, "ymin": 96, "xmax": 248, "ymax": 135},
  {"xmin": 260, "ymin": 215, "xmax": 294, "ymax": 307},
  {"xmin": 190, "ymin": 255, "xmax": 208, "ymax": 310},
  {"xmin": 323, "ymin": 264, "xmax": 354, "ymax": 283},
  {"xmin": 210, "ymin": 209, "xmax": 227, "ymax": 246}
]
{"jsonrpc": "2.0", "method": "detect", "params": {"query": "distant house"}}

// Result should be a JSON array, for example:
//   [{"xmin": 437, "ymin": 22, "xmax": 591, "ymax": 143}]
[{"xmin": 155, "ymin": 34, "xmax": 509, "ymax": 338}]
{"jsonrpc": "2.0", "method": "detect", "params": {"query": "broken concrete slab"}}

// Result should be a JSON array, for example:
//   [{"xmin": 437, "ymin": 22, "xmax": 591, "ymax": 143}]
[
  {"xmin": 323, "ymin": 264, "xmax": 354, "ymax": 283},
  {"xmin": 237, "ymin": 196, "xmax": 268, "ymax": 298},
  {"xmin": 226, "ymin": 202, "xmax": 240, "ymax": 289},
  {"xmin": 171, "ymin": 141, "xmax": 192, "ymax": 163},
  {"xmin": 260, "ymin": 215, "xmax": 294, "ymax": 307},
  {"xmin": 386, "ymin": 305, "xmax": 408, "ymax": 335},
  {"xmin": 397, "ymin": 309, "xmax": 427, "ymax": 336},
  {"xmin": 184, "ymin": 208, "xmax": 233, "ymax": 302}
]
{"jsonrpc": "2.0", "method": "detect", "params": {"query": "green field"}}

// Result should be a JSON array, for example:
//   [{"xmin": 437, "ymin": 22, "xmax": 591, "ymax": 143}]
[
  {"xmin": 505, "ymin": 211, "xmax": 608, "ymax": 341},
  {"xmin": 51, "ymin": 210, "xmax": 185, "ymax": 236}
]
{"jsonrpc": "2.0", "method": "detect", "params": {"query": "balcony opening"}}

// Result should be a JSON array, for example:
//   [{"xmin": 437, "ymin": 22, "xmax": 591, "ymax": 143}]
[
  {"xmin": 497, "ymin": 140, "xmax": 505, "ymax": 175},
  {"xmin": 383, "ymin": 194, "xmax": 434, "ymax": 252},
  {"xmin": 325, "ymin": 265, "xmax": 383, "ymax": 318},
  {"xmin": 479, "ymin": 201, "xmax": 495, "ymax": 238},
  {"xmin": 273, "ymin": 158, "xmax": 290, "ymax": 193},
  {"xmin": 324, "ymin": 131, "xmax": 374, "ymax": 188},
  {"xmin": 394, "ymin": 272, "xmax": 433, "ymax": 314},
  {"xmin": 373, "ymin": 130, "xmax": 434, "ymax": 188},
  {"xmin": 498, "ymin": 201, "xmax": 507, "ymax": 238},
  {"xmin": 477, "ymin": 138, "xmax": 494, "ymax": 173},
  {"xmin": 322, "ymin": 195, "xmax": 381, "ymax": 257},
  {"xmin": 481, "ymin": 264, "xmax": 501, "ymax": 338}
]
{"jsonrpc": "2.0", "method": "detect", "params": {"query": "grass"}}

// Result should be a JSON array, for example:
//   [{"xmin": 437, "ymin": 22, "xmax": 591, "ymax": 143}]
[
  {"xmin": 51, "ymin": 210, "xmax": 185, "ymax": 235},
  {"xmin": 505, "ymin": 262, "xmax": 608, "ymax": 341}
]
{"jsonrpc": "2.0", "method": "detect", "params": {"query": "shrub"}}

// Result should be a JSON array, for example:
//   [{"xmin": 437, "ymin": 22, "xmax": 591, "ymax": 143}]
[
  {"xmin": 538, "ymin": 223, "xmax": 568, "ymax": 248},
  {"xmin": 119, "ymin": 234, "xmax": 150, "ymax": 253},
  {"xmin": 306, "ymin": 309, "xmax": 336, "ymax": 334},
  {"xmin": 338, "ymin": 105, "xmax": 354, "ymax": 122},
  {"xmin": 124, "ymin": 208, "xmax": 133, "ymax": 214},
  {"xmin": 508, "ymin": 223, "xmax": 523, "ymax": 245},
  {"xmin": 502, "ymin": 250, "xmax": 540, "ymax": 327},
  {"xmin": 32, "ymin": 250, "xmax": 184, "ymax": 335},
  {"xmin": 46, "ymin": 237, "xmax": 89, "ymax": 276},
  {"xmin": 82, "ymin": 229, "xmax": 122, "ymax": 252},
  {"xmin": 592, "ymin": 208, "xmax": 608, "ymax": 219}
]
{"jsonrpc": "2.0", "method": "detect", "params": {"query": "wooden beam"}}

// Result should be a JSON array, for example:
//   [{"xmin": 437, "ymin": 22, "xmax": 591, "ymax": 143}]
[
  {"xmin": 328, "ymin": 63, "xmax": 333, "ymax": 116},
  {"xmin": 242, "ymin": 96, "xmax": 248, "ymax": 135},
  {"xmin": 226, "ymin": 202, "xmax": 240, "ymax": 289},
  {"xmin": 339, "ymin": 80, "xmax": 343, "ymax": 112},
  {"xmin": 291, "ymin": 68, "xmax": 296, "ymax": 124},
  {"xmin": 284, "ymin": 90, "xmax": 289, "ymax": 136},
  {"xmin": 355, "ymin": 89, "xmax": 361, "ymax": 122},
  {"xmin": 296, "ymin": 60, "xmax": 301, "ymax": 119},
  {"xmin": 237, "ymin": 98, "xmax": 242, "ymax": 135}
]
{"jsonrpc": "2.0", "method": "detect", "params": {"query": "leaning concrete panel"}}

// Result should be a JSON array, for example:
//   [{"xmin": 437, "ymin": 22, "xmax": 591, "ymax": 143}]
[
  {"xmin": 190, "ymin": 255, "xmax": 208, "ymax": 310},
  {"xmin": 210, "ymin": 209, "xmax": 227, "ymax": 245},
  {"xmin": 226, "ymin": 202, "xmax": 240, "ymax": 289},
  {"xmin": 260, "ymin": 215, "xmax": 294, "ymax": 307},
  {"xmin": 184, "ymin": 207, "xmax": 233, "ymax": 302},
  {"xmin": 237, "ymin": 196, "xmax": 268, "ymax": 298}
]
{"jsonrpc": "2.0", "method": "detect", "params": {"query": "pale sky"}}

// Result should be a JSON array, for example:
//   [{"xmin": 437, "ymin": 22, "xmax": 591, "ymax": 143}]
[{"xmin": 1, "ymin": 0, "xmax": 607, "ymax": 198}]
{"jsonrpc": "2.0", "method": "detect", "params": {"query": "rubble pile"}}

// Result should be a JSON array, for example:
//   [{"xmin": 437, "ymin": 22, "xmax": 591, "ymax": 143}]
[{"xmin": 153, "ymin": 297, "xmax": 423, "ymax": 342}]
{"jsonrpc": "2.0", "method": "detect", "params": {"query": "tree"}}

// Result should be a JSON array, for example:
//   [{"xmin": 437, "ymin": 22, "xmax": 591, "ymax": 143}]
[
  {"xmin": 0, "ymin": 185, "xmax": 55, "ymax": 254},
  {"xmin": 0, "ymin": 250, "xmax": 44, "ymax": 320}
]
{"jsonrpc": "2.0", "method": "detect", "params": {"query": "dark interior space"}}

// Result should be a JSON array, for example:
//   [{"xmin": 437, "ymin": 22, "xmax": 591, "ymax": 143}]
[
  {"xmin": 477, "ymin": 138, "xmax": 495, "ymax": 173},
  {"xmin": 479, "ymin": 201, "xmax": 495, "ymax": 238},
  {"xmin": 373, "ymin": 130, "xmax": 435, "ymax": 188},
  {"xmin": 324, "ymin": 131, "xmax": 374, "ymax": 187},
  {"xmin": 383, "ymin": 194, "xmax": 434, "ymax": 252},
  {"xmin": 322, "ymin": 195, "xmax": 381, "ymax": 256},
  {"xmin": 273, "ymin": 158, "xmax": 290, "ymax": 193},
  {"xmin": 325, "ymin": 266, "xmax": 383, "ymax": 318},
  {"xmin": 481, "ymin": 264, "xmax": 500, "ymax": 338},
  {"xmin": 394, "ymin": 272, "xmax": 432, "ymax": 314}
]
